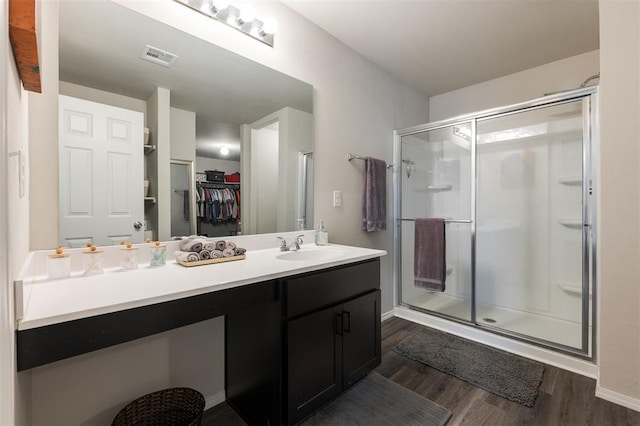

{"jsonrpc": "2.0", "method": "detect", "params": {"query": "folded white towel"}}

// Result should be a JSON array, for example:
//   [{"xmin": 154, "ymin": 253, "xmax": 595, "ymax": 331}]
[
  {"xmin": 180, "ymin": 239, "xmax": 204, "ymax": 253},
  {"xmin": 174, "ymin": 251, "xmax": 199, "ymax": 262},
  {"xmin": 211, "ymin": 250, "xmax": 223, "ymax": 258},
  {"xmin": 225, "ymin": 241, "xmax": 237, "ymax": 250},
  {"xmin": 234, "ymin": 247, "xmax": 246, "ymax": 256},
  {"xmin": 198, "ymin": 249, "xmax": 212, "ymax": 260},
  {"xmin": 203, "ymin": 242, "xmax": 216, "ymax": 251},
  {"xmin": 222, "ymin": 248, "xmax": 235, "ymax": 257}
]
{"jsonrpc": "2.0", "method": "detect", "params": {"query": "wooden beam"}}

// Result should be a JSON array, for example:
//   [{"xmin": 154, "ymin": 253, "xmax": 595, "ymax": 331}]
[{"xmin": 9, "ymin": 0, "xmax": 41, "ymax": 93}]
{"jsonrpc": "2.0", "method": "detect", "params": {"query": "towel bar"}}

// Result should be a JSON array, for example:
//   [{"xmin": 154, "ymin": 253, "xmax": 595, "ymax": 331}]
[
  {"xmin": 348, "ymin": 153, "xmax": 394, "ymax": 169},
  {"xmin": 399, "ymin": 218, "xmax": 472, "ymax": 224}
]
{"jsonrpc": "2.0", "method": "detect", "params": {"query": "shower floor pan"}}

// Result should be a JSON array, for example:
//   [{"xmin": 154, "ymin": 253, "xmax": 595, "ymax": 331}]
[{"xmin": 407, "ymin": 292, "xmax": 590, "ymax": 351}]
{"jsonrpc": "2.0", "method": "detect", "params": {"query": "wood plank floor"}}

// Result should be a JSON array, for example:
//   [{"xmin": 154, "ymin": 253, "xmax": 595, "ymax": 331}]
[{"xmin": 202, "ymin": 317, "xmax": 640, "ymax": 426}]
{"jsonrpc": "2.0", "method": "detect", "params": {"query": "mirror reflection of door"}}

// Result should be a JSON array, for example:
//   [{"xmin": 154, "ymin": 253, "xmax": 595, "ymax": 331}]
[
  {"xmin": 242, "ymin": 107, "xmax": 314, "ymax": 235},
  {"xmin": 170, "ymin": 161, "xmax": 195, "ymax": 238},
  {"xmin": 58, "ymin": 95, "xmax": 144, "ymax": 247},
  {"xmin": 250, "ymin": 121, "xmax": 280, "ymax": 234}
]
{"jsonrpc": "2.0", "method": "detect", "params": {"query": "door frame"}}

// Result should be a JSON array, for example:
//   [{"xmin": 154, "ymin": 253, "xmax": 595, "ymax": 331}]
[{"xmin": 169, "ymin": 159, "xmax": 196, "ymax": 236}]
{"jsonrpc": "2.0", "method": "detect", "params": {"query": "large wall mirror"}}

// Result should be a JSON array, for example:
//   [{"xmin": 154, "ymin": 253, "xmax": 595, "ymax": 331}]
[{"xmin": 57, "ymin": 0, "xmax": 314, "ymax": 246}]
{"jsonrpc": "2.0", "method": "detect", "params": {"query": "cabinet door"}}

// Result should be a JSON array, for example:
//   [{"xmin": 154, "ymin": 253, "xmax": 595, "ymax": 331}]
[
  {"xmin": 342, "ymin": 290, "xmax": 381, "ymax": 388},
  {"xmin": 286, "ymin": 304, "xmax": 343, "ymax": 424}
]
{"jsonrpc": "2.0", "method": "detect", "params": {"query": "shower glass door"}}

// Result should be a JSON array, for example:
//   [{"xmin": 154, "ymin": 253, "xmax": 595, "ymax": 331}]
[
  {"xmin": 475, "ymin": 100, "xmax": 589, "ymax": 352},
  {"xmin": 399, "ymin": 122, "xmax": 473, "ymax": 321}
]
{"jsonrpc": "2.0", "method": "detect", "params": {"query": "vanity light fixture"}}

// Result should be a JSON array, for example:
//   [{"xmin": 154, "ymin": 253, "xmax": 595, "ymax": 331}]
[
  {"xmin": 220, "ymin": 146, "xmax": 230, "ymax": 156},
  {"xmin": 175, "ymin": 0, "xmax": 278, "ymax": 47},
  {"xmin": 237, "ymin": 3, "xmax": 256, "ymax": 25}
]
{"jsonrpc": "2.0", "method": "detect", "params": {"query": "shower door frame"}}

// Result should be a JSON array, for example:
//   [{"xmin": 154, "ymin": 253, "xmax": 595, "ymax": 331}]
[{"xmin": 393, "ymin": 86, "xmax": 598, "ymax": 359}]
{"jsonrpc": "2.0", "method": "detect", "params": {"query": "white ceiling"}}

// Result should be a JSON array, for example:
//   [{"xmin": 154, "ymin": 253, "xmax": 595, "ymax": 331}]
[{"xmin": 281, "ymin": 0, "xmax": 600, "ymax": 96}]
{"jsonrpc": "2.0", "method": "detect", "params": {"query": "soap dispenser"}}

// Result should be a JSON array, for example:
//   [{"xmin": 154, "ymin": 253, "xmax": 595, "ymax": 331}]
[{"xmin": 315, "ymin": 221, "xmax": 328, "ymax": 246}]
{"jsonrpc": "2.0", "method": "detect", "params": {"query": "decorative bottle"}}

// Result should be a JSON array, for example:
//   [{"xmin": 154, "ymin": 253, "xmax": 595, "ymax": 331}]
[{"xmin": 315, "ymin": 221, "xmax": 328, "ymax": 246}]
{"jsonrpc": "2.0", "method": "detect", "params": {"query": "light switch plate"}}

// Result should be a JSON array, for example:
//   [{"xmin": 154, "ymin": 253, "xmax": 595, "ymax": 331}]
[{"xmin": 333, "ymin": 190, "xmax": 342, "ymax": 207}]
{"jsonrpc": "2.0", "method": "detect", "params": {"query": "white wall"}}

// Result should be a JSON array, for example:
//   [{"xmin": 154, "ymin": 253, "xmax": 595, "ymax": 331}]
[
  {"xmin": 0, "ymin": 2, "xmax": 11, "ymax": 421},
  {"xmin": 251, "ymin": 125, "xmax": 279, "ymax": 234},
  {"xmin": 28, "ymin": 0, "xmax": 58, "ymax": 252},
  {"xmin": 24, "ymin": 1, "xmax": 429, "ymax": 424},
  {"xmin": 429, "ymin": 50, "xmax": 599, "ymax": 121},
  {"xmin": 170, "ymin": 107, "xmax": 196, "ymax": 163},
  {"xmin": 195, "ymin": 156, "xmax": 240, "ymax": 175},
  {"xmin": 596, "ymin": 0, "xmax": 640, "ymax": 409},
  {"xmin": 1, "ymin": 2, "xmax": 25, "ymax": 424}
]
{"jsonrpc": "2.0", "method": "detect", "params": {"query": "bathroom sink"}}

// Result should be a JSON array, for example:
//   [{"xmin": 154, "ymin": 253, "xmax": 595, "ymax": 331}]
[{"xmin": 276, "ymin": 248, "xmax": 346, "ymax": 262}]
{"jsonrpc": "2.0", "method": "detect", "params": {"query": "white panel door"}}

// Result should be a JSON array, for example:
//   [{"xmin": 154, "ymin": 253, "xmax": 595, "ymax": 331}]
[{"xmin": 59, "ymin": 95, "xmax": 144, "ymax": 247}]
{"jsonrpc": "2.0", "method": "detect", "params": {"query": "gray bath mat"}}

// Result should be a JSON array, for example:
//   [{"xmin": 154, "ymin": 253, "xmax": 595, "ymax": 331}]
[
  {"xmin": 393, "ymin": 327, "xmax": 544, "ymax": 407},
  {"xmin": 300, "ymin": 372, "xmax": 451, "ymax": 426}
]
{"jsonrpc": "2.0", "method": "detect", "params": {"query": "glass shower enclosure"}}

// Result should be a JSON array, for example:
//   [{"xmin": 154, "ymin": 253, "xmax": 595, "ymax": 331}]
[{"xmin": 394, "ymin": 87, "xmax": 596, "ymax": 357}]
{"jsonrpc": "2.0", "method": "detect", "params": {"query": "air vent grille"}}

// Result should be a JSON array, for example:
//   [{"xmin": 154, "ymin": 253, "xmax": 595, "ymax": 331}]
[{"xmin": 140, "ymin": 45, "xmax": 178, "ymax": 68}]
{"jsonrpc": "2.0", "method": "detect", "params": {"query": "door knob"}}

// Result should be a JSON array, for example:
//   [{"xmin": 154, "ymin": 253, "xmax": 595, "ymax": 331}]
[{"xmin": 133, "ymin": 221, "xmax": 143, "ymax": 230}]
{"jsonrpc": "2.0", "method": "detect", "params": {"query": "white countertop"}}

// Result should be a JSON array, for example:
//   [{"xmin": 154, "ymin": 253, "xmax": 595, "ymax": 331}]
[{"xmin": 17, "ymin": 244, "xmax": 386, "ymax": 331}]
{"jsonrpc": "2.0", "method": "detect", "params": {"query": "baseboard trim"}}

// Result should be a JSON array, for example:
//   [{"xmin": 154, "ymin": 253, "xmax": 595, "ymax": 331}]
[
  {"xmin": 381, "ymin": 309, "xmax": 394, "ymax": 322},
  {"xmin": 596, "ymin": 386, "xmax": 640, "ymax": 412},
  {"xmin": 393, "ymin": 306, "xmax": 599, "ymax": 379},
  {"xmin": 204, "ymin": 390, "xmax": 226, "ymax": 411}
]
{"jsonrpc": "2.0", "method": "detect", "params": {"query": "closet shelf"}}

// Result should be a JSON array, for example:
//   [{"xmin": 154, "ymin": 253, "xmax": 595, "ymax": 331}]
[
  {"xmin": 558, "ymin": 218, "xmax": 583, "ymax": 229},
  {"xmin": 558, "ymin": 176, "xmax": 582, "ymax": 186},
  {"xmin": 143, "ymin": 144, "xmax": 156, "ymax": 155},
  {"xmin": 426, "ymin": 184, "xmax": 453, "ymax": 192},
  {"xmin": 144, "ymin": 197, "xmax": 156, "ymax": 204}
]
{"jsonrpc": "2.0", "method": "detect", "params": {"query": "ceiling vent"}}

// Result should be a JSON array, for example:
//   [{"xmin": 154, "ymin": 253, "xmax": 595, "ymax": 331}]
[{"xmin": 140, "ymin": 45, "xmax": 178, "ymax": 68}]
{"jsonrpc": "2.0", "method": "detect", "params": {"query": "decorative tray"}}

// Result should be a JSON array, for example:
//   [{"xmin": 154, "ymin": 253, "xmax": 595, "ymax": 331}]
[{"xmin": 177, "ymin": 254, "xmax": 246, "ymax": 267}]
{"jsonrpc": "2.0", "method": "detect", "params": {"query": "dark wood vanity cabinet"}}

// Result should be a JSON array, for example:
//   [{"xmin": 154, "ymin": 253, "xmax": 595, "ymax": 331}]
[
  {"xmin": 286, "ymin": 289, "xmax": 380, "ymax": 424},
  {"xmin": 226, "ymin": 258, "xmax": 381, "ymax": 425}
]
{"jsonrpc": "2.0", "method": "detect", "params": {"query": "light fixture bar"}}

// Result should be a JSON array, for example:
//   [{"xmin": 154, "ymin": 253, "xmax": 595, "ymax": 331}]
[{"xmin": 174, "ymin": 0, "xmax": 276, "ymax": 47}]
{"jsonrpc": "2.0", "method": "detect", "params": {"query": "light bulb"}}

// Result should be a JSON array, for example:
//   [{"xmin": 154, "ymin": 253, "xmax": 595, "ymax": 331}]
[
  {"xmin": 212, "ymin": 0, "xmax": 229, "ymax": 11},
  {"xmin": 220, "ymin": 146, "xmax": 230, "ymax": 156},
  {"xmin": 238, "ymin": 3, "xmax": 256, "ymax": 24},
  {"xmin": 261, "ymin": 17, "xmax": 278, "ymax": 35}
]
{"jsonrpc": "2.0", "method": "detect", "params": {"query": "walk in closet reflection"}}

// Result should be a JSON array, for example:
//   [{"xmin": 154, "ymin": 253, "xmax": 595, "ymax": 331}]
[{"xmin": 196, "ymin": 182, "xmax": 241, "ymax": 237}]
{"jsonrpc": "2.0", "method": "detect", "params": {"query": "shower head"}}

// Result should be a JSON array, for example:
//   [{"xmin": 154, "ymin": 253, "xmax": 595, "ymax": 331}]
[{"xmin": 544, "ymin": 73, "xmax": 600, "ymax": 96}]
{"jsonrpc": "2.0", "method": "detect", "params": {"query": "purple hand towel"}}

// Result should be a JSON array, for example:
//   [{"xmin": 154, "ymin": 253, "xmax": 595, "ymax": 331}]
[
  {"xmin": 362, "ymin": 157, "xmax": 387, "ymax": 232},
  {"xmin": 414, "ymin": 218, "xmax": 446, "ymax": 292}
]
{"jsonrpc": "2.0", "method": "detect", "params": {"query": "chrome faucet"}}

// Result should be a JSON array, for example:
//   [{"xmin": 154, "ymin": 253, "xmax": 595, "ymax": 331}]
[{"xmin": 278, "ymin": 235, "xmax": 304, "ymax": 251}]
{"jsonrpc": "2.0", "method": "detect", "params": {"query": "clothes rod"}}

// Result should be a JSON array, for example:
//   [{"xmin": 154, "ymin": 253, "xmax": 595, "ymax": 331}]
[
  {"xmin": 348, "ymin": 153, "xmax": 394, "ymax": 169},
  {"xmin": 400, "ymin": 218, "xmax": 472, "ymax": 223}
]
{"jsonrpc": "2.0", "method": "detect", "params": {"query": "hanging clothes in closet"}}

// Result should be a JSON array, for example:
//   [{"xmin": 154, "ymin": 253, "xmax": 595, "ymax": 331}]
[{"xmin": 196, "ymin": 184, "xmax": 241, "ymax": 224}]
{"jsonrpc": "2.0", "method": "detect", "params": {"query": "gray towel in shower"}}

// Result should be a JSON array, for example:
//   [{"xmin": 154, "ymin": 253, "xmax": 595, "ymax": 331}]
[
  {"xmin": 414, "ymin": 218, "xmax": 446, "ymax": 292},
  {"xmin": 362, "ymin": 157, "xmax": 387, "ymax": 232}
]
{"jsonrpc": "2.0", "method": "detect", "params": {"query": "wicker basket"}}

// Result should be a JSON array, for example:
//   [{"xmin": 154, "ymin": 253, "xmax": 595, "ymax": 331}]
[{"xmin": 111, "ymin": 387, "xmax": 205, "ymax": 426}]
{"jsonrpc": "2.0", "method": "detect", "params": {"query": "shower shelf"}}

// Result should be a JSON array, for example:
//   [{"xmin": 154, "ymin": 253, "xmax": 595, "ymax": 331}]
[
  {"xmin": 558, "ymin": 176, "xmax": 582, "ymax": 186},
  {"xmin": 426, "ymin": 184, "xmax": 453, "ymax": 192},
  {"xmin": 558, "ymin": 283, "xmax": 592, "ymax": 298},
  {"xmin": 558, "ymin": 218, "xmax": 583, "ymax": 229}
]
